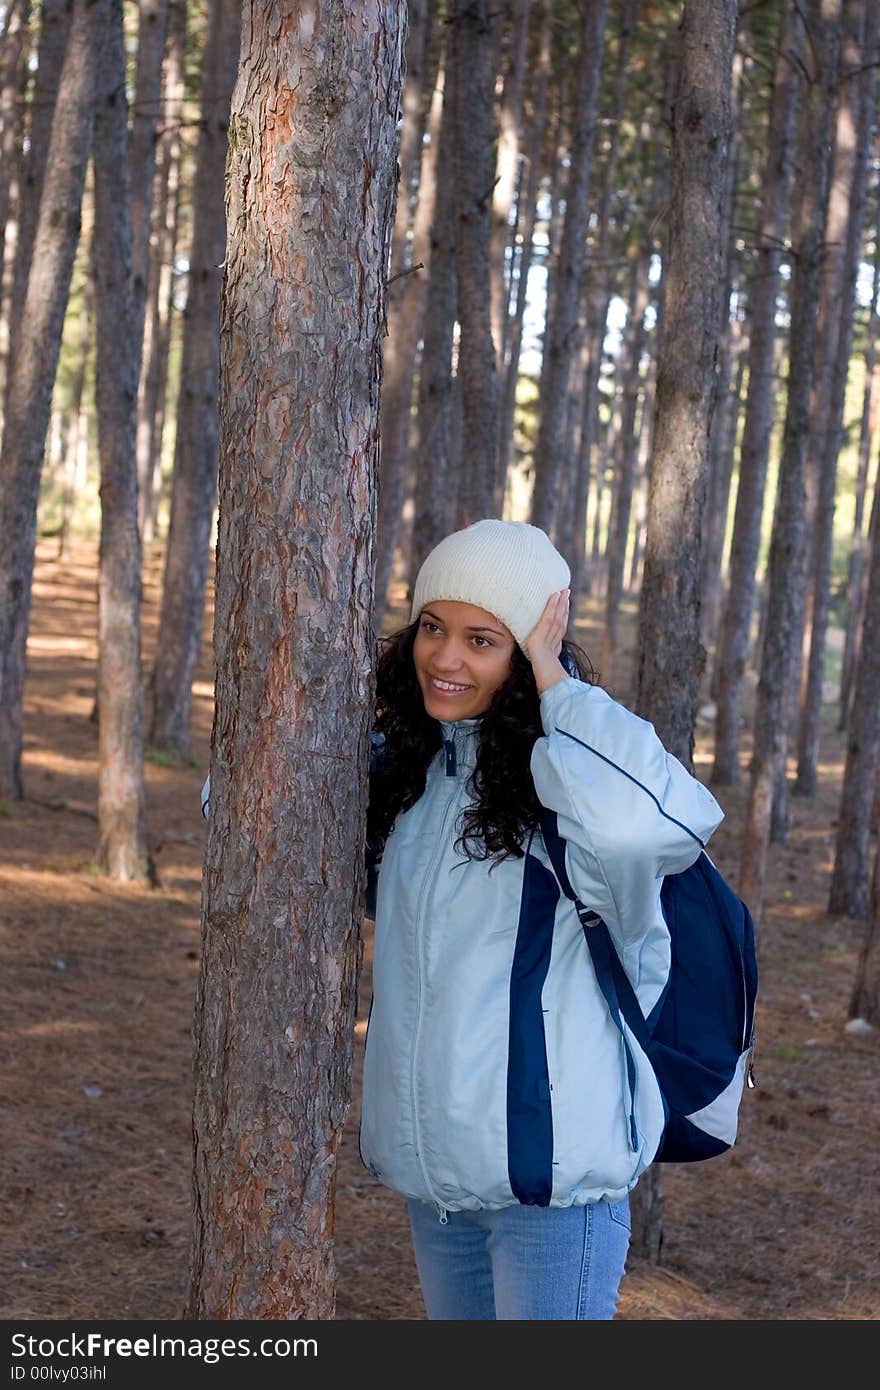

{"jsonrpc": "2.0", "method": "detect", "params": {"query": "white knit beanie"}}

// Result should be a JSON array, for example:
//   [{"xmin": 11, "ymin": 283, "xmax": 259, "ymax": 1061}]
[{"xmin": 410, "ymin": 519, "xmax": 570, "ymax": 652}]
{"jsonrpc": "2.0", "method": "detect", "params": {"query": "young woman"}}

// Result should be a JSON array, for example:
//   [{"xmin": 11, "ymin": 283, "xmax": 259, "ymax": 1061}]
[
  {"xmin": 203, "ymin": 518, "xmax": 724, "ymax": 1320},
  {"xmin": 360, "ymin": 518, "xmax": 724, "ymax": 1320}
]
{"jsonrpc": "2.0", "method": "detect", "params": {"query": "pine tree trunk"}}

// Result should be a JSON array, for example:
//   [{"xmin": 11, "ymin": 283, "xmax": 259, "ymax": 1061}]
[
  {"xmin": 3, "ymin": 0, "xmax": 71, "ymax": 391},
  {"xmin": 129, "ymin": 0, "xmax": 170, "ymax": 376},
  {"xmin": 495, "ymin": 0, "xmax": 553, "ymax": 507},
  {"xmin": 0, "ymin": 0, "xmax": 32, "ymax": 338},
  {"xmin": 187, "ymin": 0, "xmax": 405, "ymax": 1320},
  {"xmin": 148, "ymin": 0, "xmax": 240, "ymax": 759},
  {"xmin": 92, "ymin": 0, "xmax": 152, "ymax": 883},
  {"xmin": 0, "ymin": 0, "xmax": 104, "ymax": 802},
  {"xmin": 698, "ymin": 41, "xmax": 746, "ymax": 653},
  {"xmin": 533, "ymin": 87, "xmax": 567, "ymax": 503},
  {"xmin": 627, "ymin": 357, "xmax": 656, "ymax": 595},
  {"xmin": 570, "ymin": 301, "xmax": 609, "ymax": 593},
  {"xmin": 634, "ymin": 0, "xmax": 736, "ymax": 1266},
  {"xmin": 701, "ymin": 310, "xmax": 747, "ymax": 655},
  {"xmin": 58, "ymin": 265, "xmax": 93, "ymax": 561},
  {"xmin": 563, "ymin": 0, "xmax": 639, "ymax": 596},
  {"xmin": 137, "ymin": 0, "xmax": 186, "ymax": 543},
  {"xmin": 602, "ymin": 251, "xmax": 649, "ymax": 679},
  {"xmin": 387, "ymin": 0, "xmax": 430, "ymax": 288},
  {"xmin": 849, "ymin": 839, "xmax": 880, "ymax": 1025},
  {"xmin": 712, "ymin": 0, "xmax": 802, "ymax": 786},
  {"xmin": 400, "ymin": 55, "xmax": 450, "ymax": 603},
  {"xmin": 591, "ymin": 392, "xmax": 617, "ymax": 576},
  {"xmin": 530, "ymin": 0, "xmax": 609, "ymax": 536},
  {"xmin": 373, "ymin": 0, "xmax": 434, "ymax": 622},
  {"xmin": 405, "ymin": 43, "xmax": 457, "ymax": 601},
  {"xmin": 795, "ymin": 0, "xmax": 877, "ymax": 795},
  {"xmin": 490, "ymin": 0, "xmax": 530, "ymax": 368},
  {"xmin": 447, "ymin": 361, "xmax": 465, "ymax": 530},
  {"xmin": 838, "ymin": 213, "xmax": 880, "ymax": 728},
  {"xmin": 637, "ymin": 0, "xmax": 735, "ymax": 764},
  {"xmin": 829, "ymin": 482, "xmax": 880, "ymax": 917},
  {"xmin": 623, "ymin": 71, "xmax": 673, "ymax": 605},
  {"xmin": 740, "ymin": 0, "xmax": 841, "ymax": 932},
  {"xmin": 450, "ymin": 0, "xmax": 498, "ymax": 527}
]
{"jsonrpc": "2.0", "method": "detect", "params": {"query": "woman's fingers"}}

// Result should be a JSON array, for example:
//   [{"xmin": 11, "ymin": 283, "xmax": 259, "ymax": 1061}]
[{"xmin": 526, "ymin": 588, "xmax": 570, "ymax": 662}]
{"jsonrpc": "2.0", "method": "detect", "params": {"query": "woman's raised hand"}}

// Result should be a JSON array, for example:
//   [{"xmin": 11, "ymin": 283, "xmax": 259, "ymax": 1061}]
[{"xmin": 524, "ymin": 589, "xmax": 571, "ymax": 695}]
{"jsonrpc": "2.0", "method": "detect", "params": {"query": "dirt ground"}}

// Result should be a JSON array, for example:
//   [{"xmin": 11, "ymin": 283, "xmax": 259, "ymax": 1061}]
[{"xmin": 0, "ymin": 539, "xmax": 877, "ymax": 1321}]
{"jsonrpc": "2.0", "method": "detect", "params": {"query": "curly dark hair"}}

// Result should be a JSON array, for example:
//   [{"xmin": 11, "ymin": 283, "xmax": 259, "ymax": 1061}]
[{"xmin": 366, "ymin": 619, "xmax": 596, "ymax": 867}]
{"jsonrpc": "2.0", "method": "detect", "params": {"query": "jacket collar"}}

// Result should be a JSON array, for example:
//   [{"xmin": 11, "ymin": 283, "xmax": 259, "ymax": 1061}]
[{"xmin": 437, "ymin": 715, "xmax": 482, "ymax": 777}]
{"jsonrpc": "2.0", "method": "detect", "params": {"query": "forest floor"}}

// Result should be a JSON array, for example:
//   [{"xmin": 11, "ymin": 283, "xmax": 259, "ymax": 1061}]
[{"xmin": 0, "ymin": 539, "xmax": 877, "ymax": 1321}]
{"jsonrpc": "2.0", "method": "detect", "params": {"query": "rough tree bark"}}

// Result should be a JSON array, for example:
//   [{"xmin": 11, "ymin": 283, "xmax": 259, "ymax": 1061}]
[
  {"xmin": 637, "ymin": 0, "xmax": 735, "ymax": 764},
  {"xmin": 92, "ymin": 0, "xmax": 152, "ymax": 882},
  {"xmin": 0, "ymin": 0, "xmax": 104, "ymax": 802},
  {"xmin": 149, "ymin": 0, "xmax": 241, "ymax": 759},
  {"xmin": 450, "ymin": 0, "xmax": 498, "ymax": 526},
  {"xmin": 530, "ymin": 0, "xmax": 609, "ymax": 537},
  {"xmin": 187, "ymin": 0, "xmax": 405, "ymax": 1320},
  {"xmin": 712, "ymin": 0, "xmax": 802, "ymax": 785},
  {"xmin": 739, "ymin": 0, "xmax": 841, "ymax": 931},
  {"xmin": 634, "ymin": 0, "xmax": 736, "ymax": 1265}
]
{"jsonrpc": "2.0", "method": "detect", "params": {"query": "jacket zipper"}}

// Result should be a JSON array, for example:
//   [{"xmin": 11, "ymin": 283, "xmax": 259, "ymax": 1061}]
[{"xmin": 410, "ymin": 774, "xmax": 461, "ymax": 1218}]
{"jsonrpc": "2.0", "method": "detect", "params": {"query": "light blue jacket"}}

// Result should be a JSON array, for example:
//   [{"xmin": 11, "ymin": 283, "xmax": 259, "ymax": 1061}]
[
  {"xmin": 358, "ymin": 675, "xmax": 723, "ymax": 1214},
  {"xmin": 201, "ymin": 674, "xmax": 724, "ymax": 1215}
]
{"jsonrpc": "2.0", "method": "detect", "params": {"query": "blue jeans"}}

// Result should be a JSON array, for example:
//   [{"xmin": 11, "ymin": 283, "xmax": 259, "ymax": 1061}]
[{"xmin": 407, "ymin": 1196, "xmax": 631, "ymax": 1320}]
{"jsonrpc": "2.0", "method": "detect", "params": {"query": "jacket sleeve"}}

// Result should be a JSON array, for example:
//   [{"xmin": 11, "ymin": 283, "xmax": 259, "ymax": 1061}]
[{"xmin": 530, "ymin": 675, "xmax": 724, "ymax": 947}]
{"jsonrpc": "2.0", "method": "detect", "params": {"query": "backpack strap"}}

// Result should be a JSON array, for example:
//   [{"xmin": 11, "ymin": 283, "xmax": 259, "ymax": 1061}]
[{"xmin": 539, "ymin": 809, "xmax": 652, "ymax": 1059}]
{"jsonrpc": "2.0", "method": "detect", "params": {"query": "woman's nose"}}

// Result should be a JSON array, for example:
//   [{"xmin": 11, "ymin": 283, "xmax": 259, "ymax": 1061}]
[{"xmin": 434, "ymin": 641, "xmax": 466, "ymax": 671}]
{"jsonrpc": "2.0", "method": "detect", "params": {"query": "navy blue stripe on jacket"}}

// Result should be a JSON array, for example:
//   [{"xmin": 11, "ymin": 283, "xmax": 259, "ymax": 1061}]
[{"xmin": 507, "ymin": 833, "xmax": 560, "ymax": 1205}]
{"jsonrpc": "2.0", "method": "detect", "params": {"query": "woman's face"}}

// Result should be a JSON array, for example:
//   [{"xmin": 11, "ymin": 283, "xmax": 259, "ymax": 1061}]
[{"xmin": 412, "ymin": 599, "xmax": 516, "ymax": 721}]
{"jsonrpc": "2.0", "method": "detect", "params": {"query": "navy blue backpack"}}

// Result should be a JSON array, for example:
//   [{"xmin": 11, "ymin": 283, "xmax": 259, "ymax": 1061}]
[
  {"xmin": 365, "ymin": 717, "xmax": 757, "ymax": 1164},
  {"xmin": 540, "ymin": 808, "xmax": 758, "ymax": 1163}
]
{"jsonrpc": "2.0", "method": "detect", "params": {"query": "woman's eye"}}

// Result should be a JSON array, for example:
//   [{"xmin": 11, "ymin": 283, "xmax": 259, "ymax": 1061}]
[{"xmin": 419, "ymin": 622, "xmax": 490, "ymax": 648}]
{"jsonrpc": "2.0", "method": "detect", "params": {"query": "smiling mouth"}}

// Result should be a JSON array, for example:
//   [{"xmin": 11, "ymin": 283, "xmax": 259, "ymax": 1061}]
[{"xmin": 429, "ymin": 677, "xmax": 473, "ymax": 694}]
